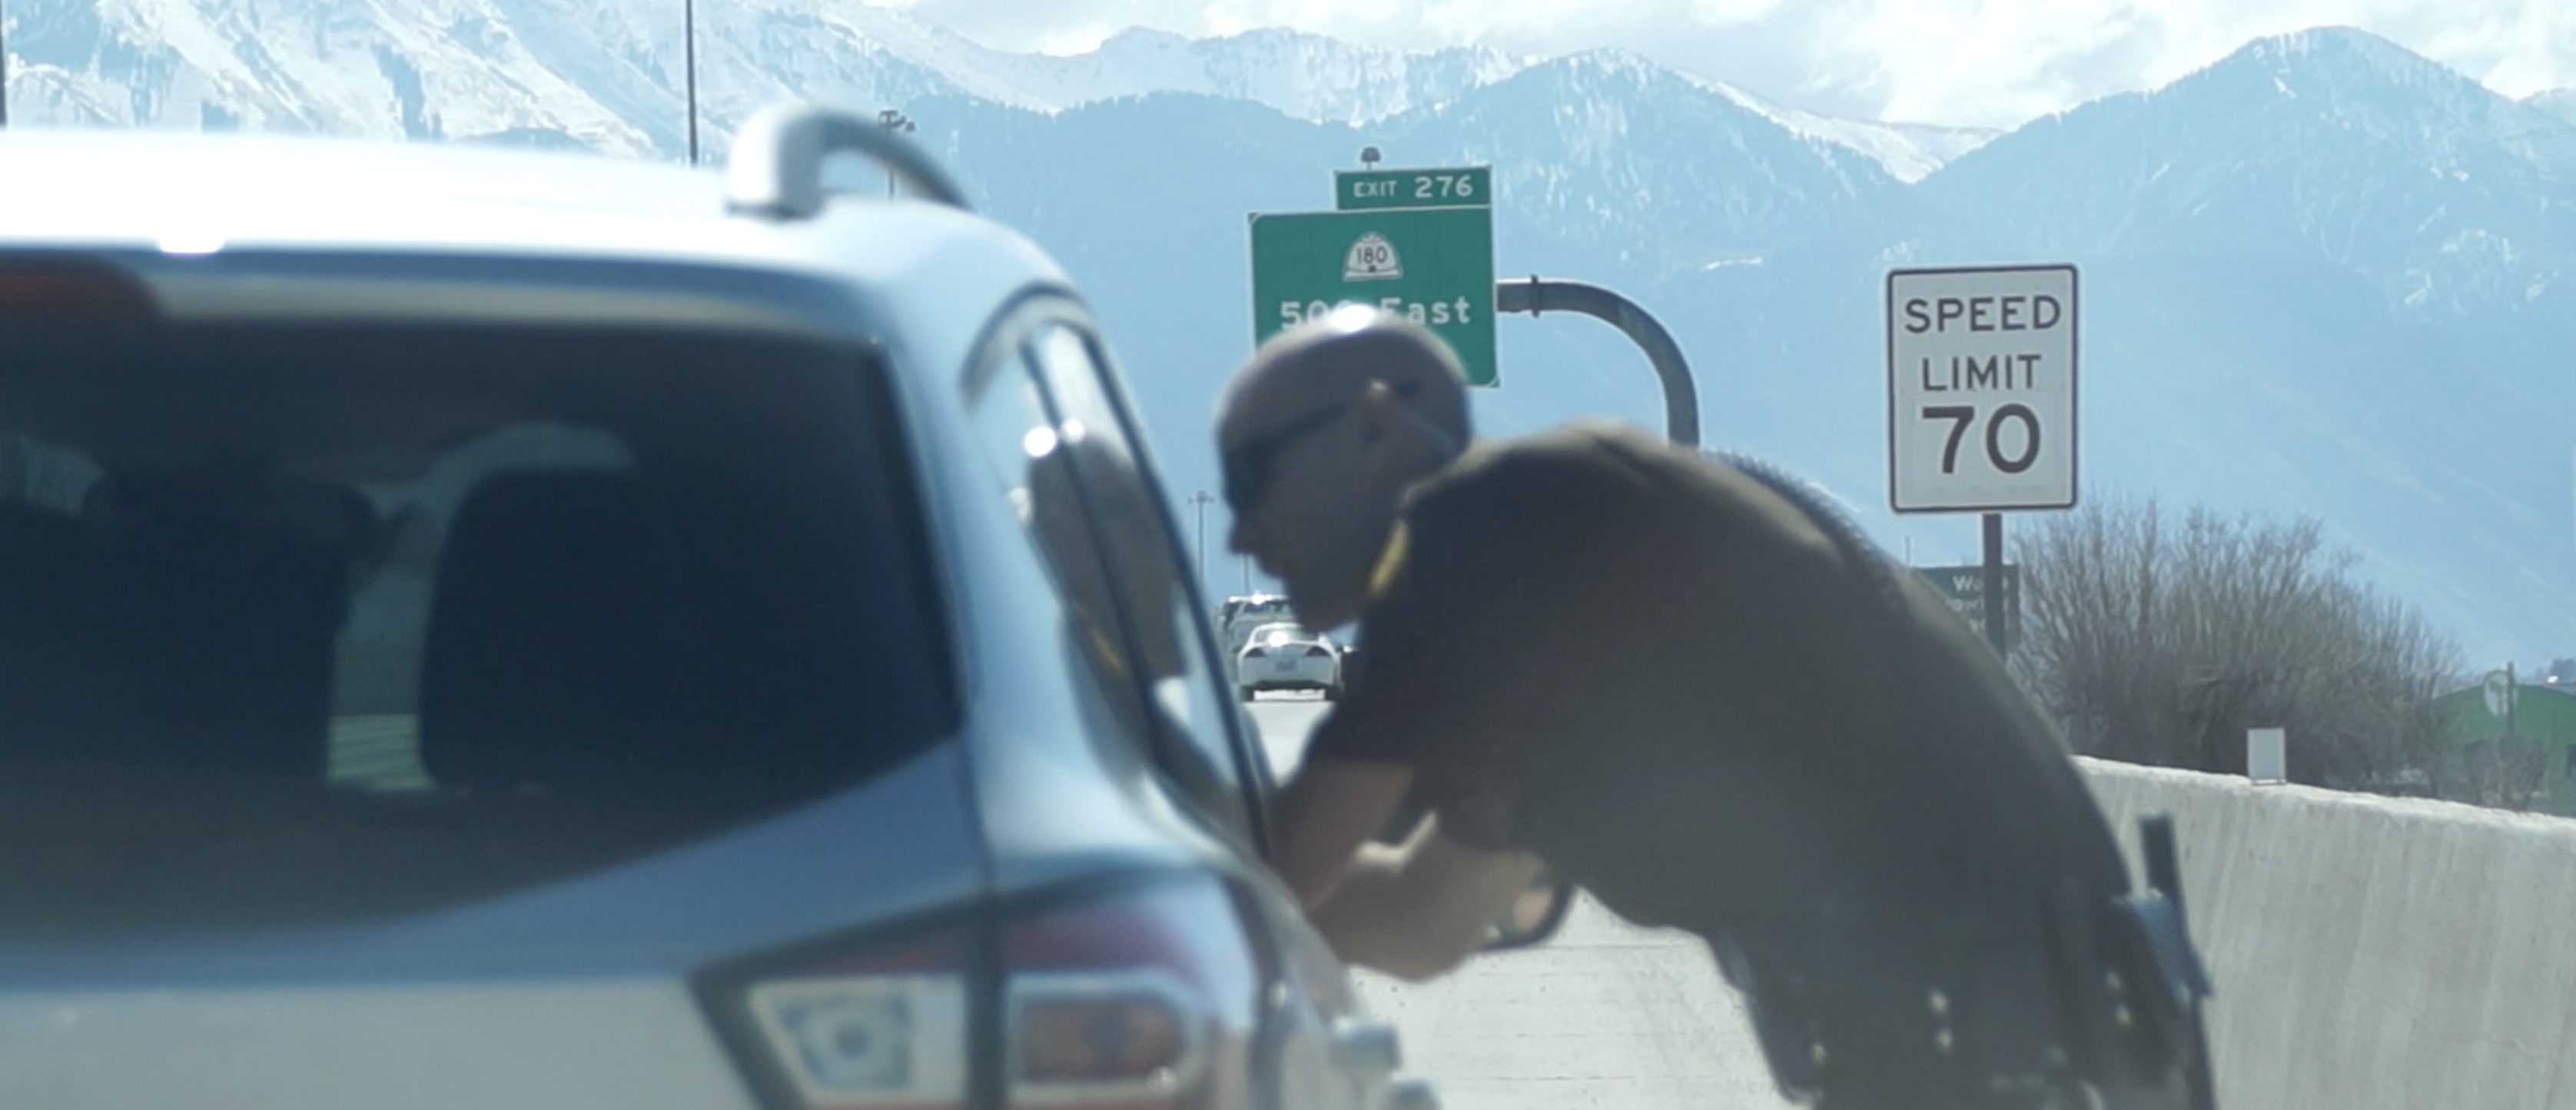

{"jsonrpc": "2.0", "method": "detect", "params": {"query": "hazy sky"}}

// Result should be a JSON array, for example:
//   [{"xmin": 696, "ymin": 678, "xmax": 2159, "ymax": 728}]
[{"xmin": 881, "ymin": 0, "xmax": 2575, "ymax": 130}]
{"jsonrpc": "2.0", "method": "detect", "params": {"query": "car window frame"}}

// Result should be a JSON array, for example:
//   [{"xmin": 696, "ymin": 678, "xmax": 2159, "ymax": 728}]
[
  {"xmin": 958, "ymin": 294, "xmax": 1277, "ymax": 856},
  {"xmin": 1017, "ymin": 317, "xmax": 1273, "ymax": 848}
]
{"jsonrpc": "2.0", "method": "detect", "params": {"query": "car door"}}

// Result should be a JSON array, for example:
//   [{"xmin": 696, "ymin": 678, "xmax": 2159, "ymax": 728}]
[{"xmin": 962, "ymin": 297, "xmax": 1406, "ymax": 1110}]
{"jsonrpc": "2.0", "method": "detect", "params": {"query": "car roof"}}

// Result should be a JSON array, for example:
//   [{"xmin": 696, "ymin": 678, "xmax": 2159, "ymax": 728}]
[{"xmin": 0, "ymin": 128, "xmax": 1077, "ymax": 376}]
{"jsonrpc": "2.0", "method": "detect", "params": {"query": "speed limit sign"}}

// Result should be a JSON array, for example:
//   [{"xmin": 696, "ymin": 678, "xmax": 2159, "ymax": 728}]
[{"xmin": 1887, "ymin": 264, "xmax": 2078, "ymax": 513}]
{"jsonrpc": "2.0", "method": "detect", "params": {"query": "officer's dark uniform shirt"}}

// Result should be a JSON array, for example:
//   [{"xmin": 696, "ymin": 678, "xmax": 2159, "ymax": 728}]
[{"xmin": 1306, "ymin": 421, "xmax": 2136, "ymax": 1105}]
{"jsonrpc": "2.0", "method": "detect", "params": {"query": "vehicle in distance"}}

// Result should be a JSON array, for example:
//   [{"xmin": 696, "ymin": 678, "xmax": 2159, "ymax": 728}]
[
  {"xmin": 1216, "ymin": 592, "xmax": 1296, "ymax": 653},
  {"xmin": 0, "ymin": 105, "xmax": 1446, "ymax": 1110},
  {"xmin": 1237, "ymin": 622, "xmax": 1346, "ymax": 703}
]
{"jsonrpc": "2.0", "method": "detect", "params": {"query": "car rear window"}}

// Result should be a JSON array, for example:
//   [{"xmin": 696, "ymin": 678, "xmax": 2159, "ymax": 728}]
[{"xmin": 0, "ymin": 321, "xmax": 957, "ymax": 934}]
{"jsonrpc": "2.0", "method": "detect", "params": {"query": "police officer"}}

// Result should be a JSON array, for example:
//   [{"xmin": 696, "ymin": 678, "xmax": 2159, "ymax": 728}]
[{"xmin": 1217, "ymin": 307, "xmax": 2203, "ymax": 1110}]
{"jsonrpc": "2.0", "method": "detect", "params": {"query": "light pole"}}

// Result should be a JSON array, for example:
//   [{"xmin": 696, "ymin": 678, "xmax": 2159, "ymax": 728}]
[
  {"xmin": 682, "ymin": 0, "xmax": 698, "ymax": 165},
  {"xmin": 876, "ymin": 108, "xmax": 915, "ymax": 196},
  {"xmin": 1188, "ymin": 490, "xmax": 1214, "ymax": 596}
]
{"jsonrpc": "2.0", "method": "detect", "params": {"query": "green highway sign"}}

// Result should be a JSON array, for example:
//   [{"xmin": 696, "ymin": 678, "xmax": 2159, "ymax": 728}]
[
  {"xmin": 1335, "ymin": 166, "xmax": 1492, "ymax": 211},
  {"xmin": 1250, "ymin": 206, "xmax": 1498, "ymax": 386},
  {"xmin": 1915, "ymin": 563, "xmax": 2022, "ymax": 648}
]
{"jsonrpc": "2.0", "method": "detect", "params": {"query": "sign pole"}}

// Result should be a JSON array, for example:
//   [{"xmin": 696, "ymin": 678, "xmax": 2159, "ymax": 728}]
[
  {"xmin": 2505, "ymin": 661, "xmax": 2518, "ymax": 740},
  {"xmin": 1494, "ymin": 276, "xmax": 1699, "ymax": 448},
  {"xmin": 1189, "ymin": 490, "xmax": 1213, "ymax": 595},
  {"xmin": 682, "ymin": 0, "xmax": 698, "ymax": 165},
  {"xmin": 1981, "ymin": 513, "xmax": 2007, "ymax": 657}
]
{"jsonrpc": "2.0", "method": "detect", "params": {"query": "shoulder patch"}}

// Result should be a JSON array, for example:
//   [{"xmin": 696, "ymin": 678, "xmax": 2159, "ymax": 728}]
[{"xmin": 1367, "ymin": 519, "xmax": 1411, "ymax": 599}]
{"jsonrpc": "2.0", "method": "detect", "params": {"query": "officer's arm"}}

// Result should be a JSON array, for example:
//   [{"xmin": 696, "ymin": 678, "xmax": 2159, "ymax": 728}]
[
  {"xmin": 1272, "ymin": 756, "xmax": 1414, "ymax": 906},
  {"xmin": 1305, "ymin": 823, "xmax": 1544, "ymax": 982}
]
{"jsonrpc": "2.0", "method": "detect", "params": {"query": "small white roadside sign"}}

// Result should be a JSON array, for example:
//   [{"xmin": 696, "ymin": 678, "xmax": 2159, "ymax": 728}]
[
  {"xmin": 2247, "ymin": 726, "xmax": 2287, "ymax": 783},
  {"xmin": 1887, "ymin": 264, "xmax": 2079, "ymax": 513}
]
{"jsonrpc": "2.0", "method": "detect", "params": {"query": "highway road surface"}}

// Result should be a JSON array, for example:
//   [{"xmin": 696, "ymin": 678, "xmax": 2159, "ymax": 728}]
[{"xmin": 1243, "ymin": 693, "xmax": 1794, "ymax": 1110}]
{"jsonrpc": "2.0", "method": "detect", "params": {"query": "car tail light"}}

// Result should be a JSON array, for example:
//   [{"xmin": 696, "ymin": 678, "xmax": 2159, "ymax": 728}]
[
  {"xmin": 1002, "ymin": 879, "xmax": 1260, "ymax": 1110},
  {"xmin": 0, "ymin": 255, "xmax": 160, "ymax": 317},
  {"xmin": 712, "ymin": 876, "xmax": 1263, "ymax": 1110},
  {"xmin": 1303, "ymin": 646, "xmax": 1329, "ymax": 659},
  {"xmin": 734, "ymin": 933, "xmax": 971, "ymax": 1110}
]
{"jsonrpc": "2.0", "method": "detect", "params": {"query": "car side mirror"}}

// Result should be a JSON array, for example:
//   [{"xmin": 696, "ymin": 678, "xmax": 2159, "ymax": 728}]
[{"xmin": 1482, "ymin": 870, "xmax": 1575, "ymax": 952}]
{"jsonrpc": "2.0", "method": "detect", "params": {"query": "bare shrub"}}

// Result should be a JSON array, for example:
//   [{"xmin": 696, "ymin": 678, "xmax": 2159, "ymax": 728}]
[
  {"xmin": 2010, "ymin": 495, "xmax": 2459, "ymax": 790},
  {"xmin": 2441, "ymin": 736, "xmax": 2552, "ymax": 811}
]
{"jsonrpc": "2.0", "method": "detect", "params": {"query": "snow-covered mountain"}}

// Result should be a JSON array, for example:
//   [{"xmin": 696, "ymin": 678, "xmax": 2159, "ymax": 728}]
[
  {"xmin": 1373, "ymin": 52, "xmax": 1907, "ymax": 274},
  {"xmin": 7, "ymin": 0, "xmax": 679, "ymax": 154},
  {"xmin": 955, "ymin": 25, "xmax": 1529, "ymax": 125},
  {"xmin": 0, "ymin": 5, "xmax": 2566, "ymax": 663},
  {"xmin": 1677, "ymin": 72, "xmax": 1999, "ymax": 183},
  {"xmin": 2531, "ymin": 88, "xmax": 2576, "ymax": 126},
  {"xmin": 1919, "ymin": 26, "xmax": 2576, "ymax": 321},
  {"xmin": 1900, "ymin": 26, "xmax": 2576, "ymax": 665},
  {"xmin": 0, "ymin": 0, "xmax": 1990, "ymax": 181},
  {"xmin": 925, "ymin": 25, "xmax": 2576, "ymax": 668}
]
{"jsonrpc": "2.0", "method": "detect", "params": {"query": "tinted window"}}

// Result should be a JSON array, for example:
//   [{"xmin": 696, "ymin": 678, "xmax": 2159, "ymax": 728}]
[
  {"xmin": 1021, "ymin": 324, "xmax": 1255, "ymax": 841},
  {"xmin": 0, "ymin": 322, "xmax": 954, "ymax": 933},
  {"xmin": 960, "ymin": 334, "xmax": 1174, "ymax": 752}
]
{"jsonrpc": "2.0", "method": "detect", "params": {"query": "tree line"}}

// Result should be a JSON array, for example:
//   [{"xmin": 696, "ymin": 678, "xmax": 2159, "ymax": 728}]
[{"xmin": 2006, "ymin": 495, "xmax": 2472, "ymax": 798}]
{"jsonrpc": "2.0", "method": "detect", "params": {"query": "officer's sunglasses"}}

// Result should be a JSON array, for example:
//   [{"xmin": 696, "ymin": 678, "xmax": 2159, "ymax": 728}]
[{"xmin": 1223, "ymin": 378, "xmax": 1421, "ymax": 514}]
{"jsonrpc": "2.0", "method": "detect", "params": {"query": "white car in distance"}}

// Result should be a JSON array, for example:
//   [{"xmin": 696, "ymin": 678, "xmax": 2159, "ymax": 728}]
[
  {"xmin": 1216, "ymin": 592, "xmax": 1293, "ymax": 654},
  {"xmin": 1237, "ymin": 622, "xmax": 1343, "ymax": 702}
]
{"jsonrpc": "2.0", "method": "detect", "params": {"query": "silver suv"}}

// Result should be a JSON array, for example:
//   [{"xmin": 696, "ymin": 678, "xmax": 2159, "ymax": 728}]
[{"xmin": 0, "ymin": 105, "xmax": 1419, "ymax": 1110}]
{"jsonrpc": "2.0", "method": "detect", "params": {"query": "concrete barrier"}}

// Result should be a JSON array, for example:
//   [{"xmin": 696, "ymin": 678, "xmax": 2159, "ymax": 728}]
[
  {"xmin": 2082, "ymin": 758, "xmax": 2576, "ymax": 1110},
  {"xmin": 1356, "ymin": 759, "xmax": 2576, "ymax": 1110}
]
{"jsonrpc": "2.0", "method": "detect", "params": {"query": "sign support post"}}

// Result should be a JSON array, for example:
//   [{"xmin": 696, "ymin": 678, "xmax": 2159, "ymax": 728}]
[{"xmin": 1982, "ymin": 513, "xmax": 2007, "ymax": 656}]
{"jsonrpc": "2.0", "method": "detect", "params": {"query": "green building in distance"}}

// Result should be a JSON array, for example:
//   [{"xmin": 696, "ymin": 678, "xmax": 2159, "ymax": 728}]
[{"xmin": 2429, "ymin": 674, "xmax": 2576, "ymax": 814}]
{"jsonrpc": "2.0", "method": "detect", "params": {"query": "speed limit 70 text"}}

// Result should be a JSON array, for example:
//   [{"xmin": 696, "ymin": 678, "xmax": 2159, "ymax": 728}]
[{"xmin": 1900, "ymin": 291, "xmax": 2067, "ymax": 477}]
